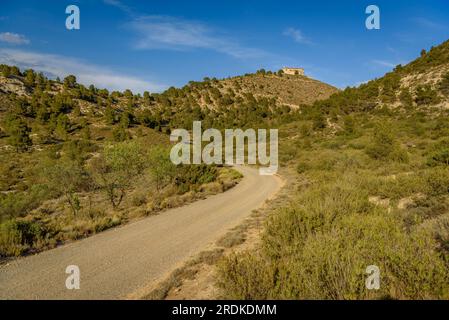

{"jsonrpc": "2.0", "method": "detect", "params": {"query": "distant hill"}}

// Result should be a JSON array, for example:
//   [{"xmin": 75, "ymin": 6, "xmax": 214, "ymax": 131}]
[
  {"xmin": 308, "ymin": 39, "xmax": 449, "ymax": 115},
  {"xmin": 0, "ymin": 66, "xmax": 338, "ymax": 142},
  {"xmin": 150, "ymin": 70, "xmax": 338, "ymax": 129},
  {"xmin": 172, "ymin": 71, "xmax": 338, "ymax": 110}
]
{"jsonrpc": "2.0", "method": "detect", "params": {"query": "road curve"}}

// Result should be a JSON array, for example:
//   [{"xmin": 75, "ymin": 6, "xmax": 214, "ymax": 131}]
[{"xmin": 0, "ymin": 166, "xmax": 283, "ymax": 299}]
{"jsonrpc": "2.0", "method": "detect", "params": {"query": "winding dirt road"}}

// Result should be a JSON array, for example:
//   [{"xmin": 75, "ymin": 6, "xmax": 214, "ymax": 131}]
[{"xmin": 0, "ymin": 166, "xmax": 282, "ymax": 299}]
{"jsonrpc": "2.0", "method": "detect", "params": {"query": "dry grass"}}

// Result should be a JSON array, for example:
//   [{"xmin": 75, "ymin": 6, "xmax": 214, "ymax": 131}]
[{"xmin": 143, "ymin": 248, "xmax": 225, "ymax": 300}]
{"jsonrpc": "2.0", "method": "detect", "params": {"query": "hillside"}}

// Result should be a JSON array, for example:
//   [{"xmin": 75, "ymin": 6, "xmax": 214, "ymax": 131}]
[
  {"xmin": 0, "ymin": 64, "xmax": 337, "ymax": 258},
  {"xmin": 0, "ymin": 68, "xmax": 338, "ymax": 136},
  {"xmin": 215, "ymin": 40, "xmax": 449, "ymax": 300},
  {"xmin": 179, "ymin": 71, "xmax": 338, "ymax": 109},
  {"xmin": 309, "ymin": 40, "xmax": 449, "ymax": 116}
]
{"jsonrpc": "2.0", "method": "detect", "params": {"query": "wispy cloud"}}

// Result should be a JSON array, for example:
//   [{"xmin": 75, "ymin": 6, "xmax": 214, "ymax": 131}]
[
  {"xmin": 127, "ymin": 15, "xmax": 267, "ymax": 59},
  {"xmin": 0, "ymin": 32, "xmax": 30, "ymax": 45},
  {"xmin": 412, "ymin": 17, "xmax": 448, "ymax": 30},
  {"xmin": 103, "ymin": 0, "xmax": 132, "ymax": 15},
  {"xmin": 0, "ymin": 48, "xmax": 166, "ymax": 93},
  {"xmin": 371, "ymin": 59, "xmax": 398, "ymax": 68},
  {"xmin": 103, "ymin": 0, "xmax": 269, "ymax": 59},
  {"xmin": 283, "ymin": 27, "xmax": 312, "ymax": 45},
  {"xmin": 386, "ymin": 46, "xmax": 399, "ymax": 55}
]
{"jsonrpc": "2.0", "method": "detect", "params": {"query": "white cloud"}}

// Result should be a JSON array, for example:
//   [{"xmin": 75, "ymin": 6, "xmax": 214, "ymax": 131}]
[
  {"xmin": 386, "ymin": 46, "xmax": 399, "ymax": 54},
  {"xmin": 103, "ymin": 0, "xmax": 132, "ymax": 14},
  {"xmin": 127, "ymin": 15, "xmax": 267, "ymax": 59},
  {"xmin": 413, "ymin": 17, "xmax": 448, "ymax": 30},
  {"xmin": 0, "ymin": 32, "xmax": 30, "ymax": 45},
  {"xmin": 103, "ymin": 1, "xmax": 268, "ymax": 60},
  {"xmin": 371, "ymin": 59, "xmax": 397, "ymax": 68},
  {"xmin": 283, "ymin": 27, "xmax": 312, "ymax": 45},
  {"xmin": 0, "ymin": 48, "xmax": 166, "ymax": 93}
]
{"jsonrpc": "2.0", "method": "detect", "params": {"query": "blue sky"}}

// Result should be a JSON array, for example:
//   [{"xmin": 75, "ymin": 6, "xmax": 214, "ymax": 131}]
[{"xmin": 0, "ymin": 0, "xmax": 448, "ymax": 93}]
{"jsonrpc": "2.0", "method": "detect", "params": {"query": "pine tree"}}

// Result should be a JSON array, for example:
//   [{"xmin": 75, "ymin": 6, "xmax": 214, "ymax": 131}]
[
  {"xmin": 415, "ymin": 85, "xmax": 441, "ymax": 106},
  {"xmin": 63, "ymin": 75, "xmax": 77, "ymax": 89},
  {"xmin": 36, "ymin": 105, "xmax": 49, "ymax": 124},
  {"xmin": 6, "ymin": 118, "xmax": 32, "ymax": 152},
  {"xmin": 55, "ymin": 114, "xmax": 70, "ymax": 140},
  {"xmin": 124, "ymin": 89, "xmax": 133, "ymax": 100},
  {"xmin": 1, "ymin": 65, "xmax": 11, "ymax": 78},
  {"xmin": 104, "ymin": 105, "xmax": 115, "ymax": 125},
  {"xmin": 81, "ymin": 125, "xmax": 91, "ymax": 140},
  {"xmin": 10, "ymin": 66, "xmax": 20, "ymax": 76},
  {"xmin": 120, "ymin": 112, "xmax": 131, "ymax": 128},
  {"xmin": 112, "ymin": 125, "xmax": 129, "ymax": 142},
  {"xmin": 24, "ymin": 69, "xmax": 36, "ymax": 87}
]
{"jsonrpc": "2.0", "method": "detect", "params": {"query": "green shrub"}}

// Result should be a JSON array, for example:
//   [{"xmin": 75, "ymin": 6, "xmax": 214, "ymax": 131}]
[
  {"xmin": 423, "ymin": 168, "xmax": 449, "ymax": 197},
  {"xmin": 218, "ymin": 181, "xmax": 449, "ymax": 299},
  {"xmin": 366, "ymin": 130, "xmax": 395, "ymax": 160},
  {"xmin": 218, "ymin": 163, "xmax": 449, "ymax": 300},
  {"xmin": 0, "ymin": 184, "xmax": 49, "ymax": 221},
  {"xmin": 217, "ymin": 253, "xmax": 277, "ymax": 299},
  {"xmin": 147, "ymin": 146, "xmax": 176, "ymax": 191},
  {"xmin": 112, "ymin": 125, "xmax": 130, "ymax": 142},
  {"xmin": 343, "ymin": 115, "xmax": 357, "ymax": 135},
  {"xmin": 0, "ymin": 219, "xmax": 44, "ymax": 257},
  {"xmin": 414, "ymin": 85, "xmax": 441, "ymax": 106},
  {"xmin": 366, "ymin": 123, "xmax": 408, "ymax": 162},
  {"xmin": 296, "ymin": 161, "xmax": 310, "ymax": 174},
  {"xmin": 299, "ymin": 123, "xmax": 312, "ymax": 137},
  {"xmin": 0, "ymin": 160, "xmax": 21, "ymax": 191},
  {"xmin": 390, "ymin": 147, "xmax": 410, "ymax": 163},
  {"xmin": 274, "ymin": 213, "xmax": 448, "ymax": 299},
  {"xmin": 262, "ymin": 175, "xmax": 373, "ymax": 259},
  {"xmin": 89, "ymin": 141, "xmax": 146, "ymax": 208},
  {"xmin": 174, "ymin": 164, "xmax": 218, "ymax": 193},
  {"xmin": 427, "ymin": 148, "xmax": 449, "ymax": 166},
  {"xmin": 366, "ymin": 170, "xmax": 443, "ymax": 201}
]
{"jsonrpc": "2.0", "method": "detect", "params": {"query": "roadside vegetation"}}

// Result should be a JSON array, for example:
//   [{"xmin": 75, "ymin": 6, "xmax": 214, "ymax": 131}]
[{"xmin": 0, "ymin": 133, "xmax": 240, "ymax": 257}]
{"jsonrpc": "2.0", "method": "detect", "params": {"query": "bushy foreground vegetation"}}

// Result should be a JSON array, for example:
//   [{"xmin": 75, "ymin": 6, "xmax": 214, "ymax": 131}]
[
  {"xmin": 217, "ymin": 40, "xmax": 449, "ymax": 300},
  {"xmin": 218, "ymin": 112, "xmax": 449, "ymax": 299}
]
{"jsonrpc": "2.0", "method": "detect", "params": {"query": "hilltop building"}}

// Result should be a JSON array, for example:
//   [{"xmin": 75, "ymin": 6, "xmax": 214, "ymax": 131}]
[{"xmin": 282, "ymin": 67, "xmax": 305, "ymax": 76}]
